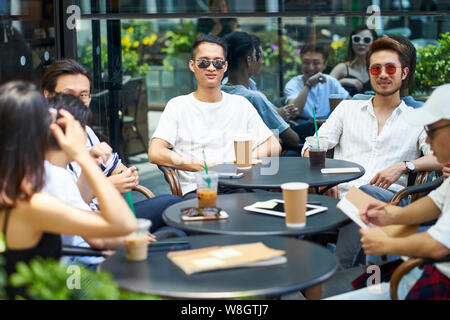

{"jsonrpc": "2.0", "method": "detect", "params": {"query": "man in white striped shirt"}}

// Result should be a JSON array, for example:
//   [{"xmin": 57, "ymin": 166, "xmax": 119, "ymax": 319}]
[{"xmin": 302, "ymin": 36, "xmax": 442, "ymax": 269}]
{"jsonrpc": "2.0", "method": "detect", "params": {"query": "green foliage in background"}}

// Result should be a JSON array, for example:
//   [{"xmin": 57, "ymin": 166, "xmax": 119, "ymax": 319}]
[
  {"xmin": 78, "ymin": 20, "xmax": 156, "ymax": 78},
  {"xmin": 162, "ymin": 20, "xmax": 197, "ymax": 71},
  {"xmin": 0, "ymin": 255, "xmax": 6, "ymax": 299},
  {"xmin": 258, "ymin": 30, "xmax": 302, "ymax": 80},
  {"xmin": 412, "ymin": 32, "xmax": 450, "ymax": 95},
  {"xmin": 9, "ymin": 257, "xmax": 161, "ymax": 300},
  {"xmin": 328, "ymin": 37, "xmax": 348, "ymax": 70}
]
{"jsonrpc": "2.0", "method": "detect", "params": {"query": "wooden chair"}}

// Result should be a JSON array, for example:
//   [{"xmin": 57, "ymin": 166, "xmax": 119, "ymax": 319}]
[
  {"xmin": 157, "ymin": 165, "xmax": 183, "ymax": 197},
  {"xmin": 61, "ymin": 184, "xmax": 155, "ymax": 256},
  {"xmin": 390, "ymin": 254, "xmax": 450, "ymax": 300},
  {"xmin": 390, "ymin": 174, "xmax": 444, "ymax": 205}
]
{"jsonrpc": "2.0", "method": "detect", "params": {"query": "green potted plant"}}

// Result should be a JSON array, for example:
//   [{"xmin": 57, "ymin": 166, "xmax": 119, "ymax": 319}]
[
  {"xmin": 162, "ymin": 20, "xmax": 197, "ymax": 71},
  {"xmin": 8, "ymin": 257, "xmax": 161, "ymax": 300},
  {"xmin": 412, "ymin": 32, "xmax": 450, "ymax": 96}
]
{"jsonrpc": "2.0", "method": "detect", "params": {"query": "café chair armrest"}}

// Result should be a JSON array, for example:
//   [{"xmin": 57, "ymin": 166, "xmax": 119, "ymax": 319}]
[
  {"xmin": 390, "ymin": 176, "xmax": 444, "ymax": 204},
  {"xmin": 133, "ymin": 184, "xmax": 155, "ymax": 199},
  {"xmin": 157, "ymin": 165, "xmax": 183, "ymax": 197},
  {"xmin": 61, "ymin": 245, "xmax": 107, "ymax": 257}
]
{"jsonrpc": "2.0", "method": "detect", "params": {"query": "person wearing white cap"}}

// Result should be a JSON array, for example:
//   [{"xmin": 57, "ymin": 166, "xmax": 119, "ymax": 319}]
[{"xmin": 326, "ymin": 83, "xmax": 450, "ymax": 300}]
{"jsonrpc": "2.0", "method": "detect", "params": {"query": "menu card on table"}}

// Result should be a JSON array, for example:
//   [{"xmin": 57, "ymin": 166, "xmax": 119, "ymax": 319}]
[{"xmin": 167, "ymin": 242, "xmax": 286, "ymax": 275}]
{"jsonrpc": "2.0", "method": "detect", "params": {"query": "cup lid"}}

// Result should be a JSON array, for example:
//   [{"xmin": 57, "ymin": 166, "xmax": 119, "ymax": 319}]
[
  {"xmin": 234, "ymin": 133, "xmax": 252, "ymax": 141},
  {"xmin": 281, "ymin": 182, "xmax": 309, "ymax": 190}
]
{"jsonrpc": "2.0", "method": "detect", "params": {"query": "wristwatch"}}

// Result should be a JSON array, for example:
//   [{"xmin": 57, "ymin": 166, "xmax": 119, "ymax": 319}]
[{"xmin": 404, "ymin": 161, "xmax": 415, "ymax": 174}]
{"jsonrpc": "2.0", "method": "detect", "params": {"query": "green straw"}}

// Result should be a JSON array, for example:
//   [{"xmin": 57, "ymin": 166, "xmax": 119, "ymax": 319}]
[
  {"xmin": 202, "ymin": 149, "xmax": 211, "ymax": 188},
  {"xmin": 125, "ymin": 191, "xmax": 136, "ymax": 217},
  {"xmin": 312, "ymin": 106, "xmax": 320, "ymax": 149}
]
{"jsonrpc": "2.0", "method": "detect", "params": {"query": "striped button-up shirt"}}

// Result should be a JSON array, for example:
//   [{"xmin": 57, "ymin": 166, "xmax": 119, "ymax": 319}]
[{"xmin": 302, "ymin": 98, "xmax": 431, "ymax": 196}]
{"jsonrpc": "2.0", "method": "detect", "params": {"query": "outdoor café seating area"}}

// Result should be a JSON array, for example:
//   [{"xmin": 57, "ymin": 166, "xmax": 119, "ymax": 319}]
[{"xmin": 0, "ymin": 1, "xmax": 449, "ymax": 307}]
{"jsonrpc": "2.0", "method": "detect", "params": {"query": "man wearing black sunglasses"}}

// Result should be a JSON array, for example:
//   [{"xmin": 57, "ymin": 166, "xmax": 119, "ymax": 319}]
[
  {"xmin": 149, "ymin": 35, "xmax": 281, "ymax": 197},
  {"xmin": 302, "ymin": 36, "xmax": 442, "ymax": 270}
]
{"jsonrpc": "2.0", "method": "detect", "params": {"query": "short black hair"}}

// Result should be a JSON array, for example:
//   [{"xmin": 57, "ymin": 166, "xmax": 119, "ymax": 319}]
[
  {"xmin": 251, "ymin": 34, "xmax": 262, "ymax": 61},
  {"xmin": 191, "ymin": 35, "xmax": 228, "ymax": 60},
  {"xmin": 41, "ymin": 58, "xmax": 93, "ymax": 94},
  {"xmin": 46, "ymin": 93, "xmax": 91, "ymax": 150},
  {"xmin": 222, "ymin": 31, "xmax": 254, "ymax": 70},
  {"xmin": 300, "ymin": 43, "xmax": 330, "ymax": 62}
]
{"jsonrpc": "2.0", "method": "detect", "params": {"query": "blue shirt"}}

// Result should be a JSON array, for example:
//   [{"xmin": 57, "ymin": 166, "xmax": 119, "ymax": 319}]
[
  {"xmin": 352, "ymin": 94, "xmax": 424, "ymax": 109},
  {"xmin": 284, "ymin": 74, "xmax": 349, "ymax": 120},
  {"xmin": 221, "ymin": 84, "xmax": 290, "ymax": 134}
]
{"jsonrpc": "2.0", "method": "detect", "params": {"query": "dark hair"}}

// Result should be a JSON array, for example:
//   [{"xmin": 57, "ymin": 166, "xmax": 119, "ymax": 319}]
[
  {"xmin": 222, "ymin": 31, "xmax": 254, "ymax": 70},
  {"xmin": 366, "ymin": 36, "xmax": 411, "ymax": 90},
  {"xmin": 389, "ymin": 34, "xmax": 416, "ymax": 89},
  {"xmin": 46, "ymin": 94, "xmax": 91, "ymax": 150},
  {"xmin": 300, "ymin": 43, "xmax": 330, "ymax": 62},
  {"xmin": 40, "ymin": 58, "xmax": 93, "ymax": 94},
  {"xmin": 346, "ymin": 24, "xmax": 378, "ymax": 62},
  {"xmin": 191, "ymin": 35, "xmax": 228, "ymax": 60},
  {"xmin": 0, "ymin": 81, "xmax": 51, "ymax": 207},
  {"xmin": 251, "ymin": 34, "xmax": 262, "ymax": 61}
]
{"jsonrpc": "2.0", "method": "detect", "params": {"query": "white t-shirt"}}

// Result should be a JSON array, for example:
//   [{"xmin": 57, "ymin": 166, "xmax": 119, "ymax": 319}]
[
  {"xmin": 42, "ymin": 160, "xmax": 105, "ymax": 266},
  {"xmin": 152, "ymin": 91, "xmax": 274, "ymax": 195},
  {"xmin": 427, "ymin": 177, "xmax": 450, "ymax": 278}
]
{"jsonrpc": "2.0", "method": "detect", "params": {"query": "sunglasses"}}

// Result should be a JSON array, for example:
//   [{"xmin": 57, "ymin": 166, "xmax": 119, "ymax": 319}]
[
  {"xmin": 196, "ymin": 59, "xmax": 226, "ymax": 69},
  {"xmin": 369, "ymin": 63, "xmax": 402, "ymax": 76},
  {"xmin": 425, "ymin": 124, "xmax": 450, "ymax": 139},
  {"xmin": 352, "ymin": 35, "xmax": 373, "ymax": 44}
]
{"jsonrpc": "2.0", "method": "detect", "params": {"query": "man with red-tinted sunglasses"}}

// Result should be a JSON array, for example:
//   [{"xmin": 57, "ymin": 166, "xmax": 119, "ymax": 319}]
[{"xmin": 302, "ymin": 36, "xmax": 443, "ymax": 270}]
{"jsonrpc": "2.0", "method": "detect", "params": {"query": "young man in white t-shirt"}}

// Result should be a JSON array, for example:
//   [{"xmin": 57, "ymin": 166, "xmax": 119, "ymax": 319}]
[{"xmin": 149, "ymin": 35, "xmax": 281, "ymax": 196}]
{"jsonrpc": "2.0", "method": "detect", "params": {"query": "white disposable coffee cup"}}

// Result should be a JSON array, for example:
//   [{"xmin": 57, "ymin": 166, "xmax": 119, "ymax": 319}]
[
  {"xmin": 281, "ymin": 182, "xmax": 309, "ymax": 228},
  {"xmin": 234, "ymin": 133, "xmax": 252, "ymax": 170}
]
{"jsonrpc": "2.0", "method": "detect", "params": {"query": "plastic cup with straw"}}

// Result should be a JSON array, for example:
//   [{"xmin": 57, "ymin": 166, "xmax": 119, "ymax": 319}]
[
  {"xmin": 312, "ymin": 106, "xmax": 320, "ymax": 149},
  {"xmin": 202, "ymin": 149, "xmax": 211, "ymax": 188}
]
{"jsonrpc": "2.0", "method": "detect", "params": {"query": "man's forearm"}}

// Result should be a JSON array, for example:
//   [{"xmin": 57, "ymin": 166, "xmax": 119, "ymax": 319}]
[
  {"xmin": 386, "ymin": 196, "xmax": 441, "ymax": 225},
  {"xmin": 289, "ymin": 86, "xmax": 310, "ymax": 116},
  {"xmin": 411, "ymin": 154, "xmax": 443, "ymax": 172},
  {"xmin": 386, "ymin": 232, "xmax": 450, "ymax": 259},
  {"xmin": 150, "ymin": 147, "xmax": 204, "ymax": 172}
]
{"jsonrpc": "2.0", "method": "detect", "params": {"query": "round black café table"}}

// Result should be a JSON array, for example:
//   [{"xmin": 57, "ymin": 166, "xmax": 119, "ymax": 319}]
[
  {"xmin": 163, "ymin": 193, "xmax": 349, "ymax": 237},
  {"xmin": 218, "ymin": 157, "xmax": 365, "ymax": 194},
  {"xmin": 99, "ymin": 235, "xmax": 338, "ymax": 299}
]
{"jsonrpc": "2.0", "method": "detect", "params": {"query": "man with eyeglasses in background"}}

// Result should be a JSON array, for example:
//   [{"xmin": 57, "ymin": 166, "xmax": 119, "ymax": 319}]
[
  {"xmin": 301, "ymin": 36, "xmax": 442, "ymax": 271},
  {"xmin": 149, "ymin": 35, "xmax": 281, "ymax": 197}
]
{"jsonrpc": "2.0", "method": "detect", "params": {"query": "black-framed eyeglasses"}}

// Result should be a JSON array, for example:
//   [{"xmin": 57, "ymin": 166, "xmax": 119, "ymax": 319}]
[
  {"xmin": 352, "ymin": 35, "xmax": 373, "ymax": 44},
  {"xmin": 195, "ymin": 59, "xmax": 226, "ymax": 69},
  {"xmin": 425, "ymin": 124, "xmax": 450, "ymax": 139}
]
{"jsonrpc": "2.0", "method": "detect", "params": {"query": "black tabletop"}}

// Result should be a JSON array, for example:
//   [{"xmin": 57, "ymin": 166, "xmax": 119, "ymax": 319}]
[
  {"xmin": 99, "ymin": 235, "xmax": 338, "ymax": 299},
  {"xmin": 163, "ymin": 192, "xmax": 349, "ymax": 237},
  {"xmin": 217, "ymin": 157, "xmax": 365, "ymax": 190}
]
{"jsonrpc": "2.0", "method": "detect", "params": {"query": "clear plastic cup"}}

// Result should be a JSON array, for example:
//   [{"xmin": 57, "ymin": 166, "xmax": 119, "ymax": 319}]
[
  {"xmin": 124, "ymin": 218, "xmax": 151, "ymax": 261},
  {"xmin": 195, "ymin": 171, "xmax": 219, "ymax": 208}
]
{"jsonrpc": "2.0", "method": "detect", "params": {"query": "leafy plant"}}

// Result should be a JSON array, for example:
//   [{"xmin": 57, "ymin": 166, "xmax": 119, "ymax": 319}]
[
  {"xmin": 9, "ymin": 257, "xmax": 161, "ymax": 300},
  {"xmin": 78, "ymin": 20, "xmax": 157, "ymax": 78},
  {"xmin": 412, "ymin": 32, "xmax": 450, "ymax": 95},
  {"xmin": 162, "ymin": 20, "xmax": 197, "ymax": 71},
  {"xmin": 258, "ymin": 30, "xmax": 302, "ymax": 80},
  {"xmin": 0, "ymin": 255, "xmax": 6, "ymax": 299},
  {"xmin": 327, "ymin": 37, "xmax": 348, "ymax": 70}
]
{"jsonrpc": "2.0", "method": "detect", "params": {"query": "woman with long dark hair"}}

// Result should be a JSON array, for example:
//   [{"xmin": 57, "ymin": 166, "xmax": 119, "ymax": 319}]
[
  {"xmin": 0, "ymin": 81, "xmax": 137, "ymax": 299},
  {"xmin": 330, "ymin": 25, "xmax": 378, "ymax": 96}
]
